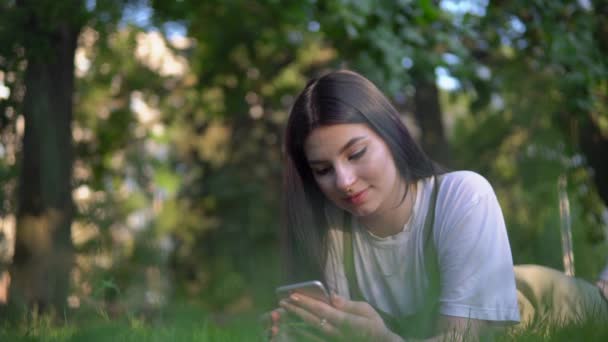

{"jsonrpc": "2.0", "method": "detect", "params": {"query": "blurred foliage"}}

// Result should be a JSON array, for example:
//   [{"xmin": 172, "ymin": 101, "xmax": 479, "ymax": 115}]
[
  {"xmin": 449, "ymin": 0, "xmax": 608, "ymax": 278},
  {"xmin": 0, "ymin": 0, "xmax": 607, "ymax": 318}
]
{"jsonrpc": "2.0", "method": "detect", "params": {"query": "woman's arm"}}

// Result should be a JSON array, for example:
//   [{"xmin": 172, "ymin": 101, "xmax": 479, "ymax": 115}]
[{"xmin": 426, "ymin": 315, "xmax": 486, "ymax": 342}]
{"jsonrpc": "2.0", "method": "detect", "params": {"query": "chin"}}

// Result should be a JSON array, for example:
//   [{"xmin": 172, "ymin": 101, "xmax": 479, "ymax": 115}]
[{"xmin": 347, "ymin": 204, "xmax": 377, "ymax": 218}]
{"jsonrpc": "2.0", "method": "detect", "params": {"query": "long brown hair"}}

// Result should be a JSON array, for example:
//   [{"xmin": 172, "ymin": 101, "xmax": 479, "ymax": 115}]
[{"xmin": 281, "ymin": 70, "xmax": 440, "ymax": 284}]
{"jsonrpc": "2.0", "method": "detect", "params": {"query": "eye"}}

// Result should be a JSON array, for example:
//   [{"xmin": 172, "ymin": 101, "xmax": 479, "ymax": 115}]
[
  {"xmin": 312, "ymin": 166, "xmax": 332, "ymax": 176},
  {"xmin": 349, "ymin": 147, "xmax": 367, "ymax": 160}
]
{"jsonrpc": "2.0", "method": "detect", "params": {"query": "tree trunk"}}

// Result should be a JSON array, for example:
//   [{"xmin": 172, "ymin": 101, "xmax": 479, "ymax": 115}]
[
  {"xmin": 10, "ymin": 4, "xmax": 80, "ymax": 314},
  {"xmin": 413, "ymin": 79, "xmax": 450, "ymax": 167},
  {"xmin": 579, "ymin": 116, "xmax": 608, "ymax": 206},
  {"xmin": 586, "ymin": 1, "xmax": 608, "ymax": 207}
]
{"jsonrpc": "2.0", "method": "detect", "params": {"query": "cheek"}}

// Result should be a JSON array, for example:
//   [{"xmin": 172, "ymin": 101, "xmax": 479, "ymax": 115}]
[
  {"xmin": 359, "ymin": 162, "xmax": 380, "ymax": 178},
  {"xmin": 314, "ymin": 177, "xmax": 336, "ymax": 197},
  {"xmin": 359, "ymin": 156, "xmax": 398, "ymax": 187},
  {"xmin": 360, "ymin": 157, "xmax": 389, "ymax": 180}
]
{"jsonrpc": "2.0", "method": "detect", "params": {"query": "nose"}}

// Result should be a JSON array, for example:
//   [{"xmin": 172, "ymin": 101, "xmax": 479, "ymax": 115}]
[{"xmin": 335, "ymin": 164, "xmax": 356, "ymax": 193}]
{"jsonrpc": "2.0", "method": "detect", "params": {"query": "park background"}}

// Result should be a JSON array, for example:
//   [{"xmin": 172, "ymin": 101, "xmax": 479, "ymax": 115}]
[{"xmin": 1, "ymin": 0, "xmax": 608, "ymax": 340}]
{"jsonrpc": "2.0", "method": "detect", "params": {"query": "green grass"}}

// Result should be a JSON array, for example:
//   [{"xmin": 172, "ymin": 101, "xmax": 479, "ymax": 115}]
[
  {"xmin": 0, "ymin": 303, "xmax": 267, "ymax": 342},
  {"xmin": 500, "ymin": 319, "xmax": 608, "ymax": 341},
  {"xmin": 2, "ymin": 305, "xmax": 608, "ymax": 341},
  {"xmin": 0, "ymin": 322, "xmax": 264, "ymax": 342}
]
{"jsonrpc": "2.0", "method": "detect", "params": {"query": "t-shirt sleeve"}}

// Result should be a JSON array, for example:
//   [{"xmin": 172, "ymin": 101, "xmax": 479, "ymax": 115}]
[{"xmin": 434, "ymin": 172, "xmax": 520, "ymax": 323}]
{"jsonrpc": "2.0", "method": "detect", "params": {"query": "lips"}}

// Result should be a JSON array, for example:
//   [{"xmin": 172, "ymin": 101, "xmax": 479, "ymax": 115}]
[{"xmin": 345, "ymin": 188, "xmax": 368, "ymax": 205}]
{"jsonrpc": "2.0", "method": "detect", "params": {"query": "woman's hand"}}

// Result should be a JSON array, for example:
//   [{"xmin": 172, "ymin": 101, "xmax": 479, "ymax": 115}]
[
  {"xmin": 260, "ymin": 308, "xmax": 285, "ymax": 340},
  {"xmin": 279, "ymin": 293, "xmax": 400, "ymax": 341},
  {"xmin": 262, "ymin": 307, "xmax": 328, "ymax": 342}
]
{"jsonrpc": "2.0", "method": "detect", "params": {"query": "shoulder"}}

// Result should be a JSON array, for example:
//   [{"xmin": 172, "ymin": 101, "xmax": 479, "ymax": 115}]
[
  {"xmin": 437, "ymin": 171, "xmax": 496, "ymax": 208},
  {"xmin": 432, "ymin": 171, "xmax": 509, "ymax": 252}
]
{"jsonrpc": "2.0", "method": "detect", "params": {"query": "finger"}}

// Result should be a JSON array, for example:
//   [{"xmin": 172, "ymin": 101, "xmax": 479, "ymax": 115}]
[
  {"xmin": 331, "ymin": 295, "xmax": 374, "ymax": 317},
  {"xmin": 259, "ymin": 310, "xmax": 276, "ymax": 328},
  {"xmin": 296, "ymin": 293, "xmax": 379, "ymax": 332},
  {"xmin": 280, "ymin": 299, "xmax": 319, "ymax": 324},
  {"xmin": 290, "ymin": 293, "xmax": 349, "ymax": 324},
  {"xmin": 330, "ymin": 294, "xmax": 346, "ymax": 309},
  {"xmin": 291, "ymin": 293, "xmax": 336, "ymax": 312},
  {"xmin": 280, "ymin": 299, "xmax": 341, "ymax": 337},
  {"xmin": 271, "ymin": 325, "xmax": 279, "ymax": 337},
  {"xmin": 271, "ymin": 308, "xmax": 286, "ymax": 323},
  {"xmin": 271, "ymin": 308, "xmax": 289, "ymax": 338}
]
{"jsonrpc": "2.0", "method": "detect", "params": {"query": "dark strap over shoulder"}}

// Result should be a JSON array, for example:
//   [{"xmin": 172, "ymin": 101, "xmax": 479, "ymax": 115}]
[{"xmin": 343, "ymin": 176, "xmax": 441, "ymax": 339}]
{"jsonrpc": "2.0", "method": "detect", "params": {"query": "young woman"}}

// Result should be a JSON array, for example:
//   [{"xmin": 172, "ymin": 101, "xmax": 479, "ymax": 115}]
[{"xmin": 269, "ymin": 70, "xmax": 520, "ymax": 341}]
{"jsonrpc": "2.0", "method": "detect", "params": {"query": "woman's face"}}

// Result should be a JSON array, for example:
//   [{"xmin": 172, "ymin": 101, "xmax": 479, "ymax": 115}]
[{"xmin": 304, "ymin": 123, "xmax": 404, "ymax": 217}]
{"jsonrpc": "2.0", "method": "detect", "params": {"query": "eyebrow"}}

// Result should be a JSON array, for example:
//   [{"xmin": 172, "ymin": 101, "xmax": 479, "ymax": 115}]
[{"xmin": 308, "ymin": 136, "xmax": 367, "ymax": 165}]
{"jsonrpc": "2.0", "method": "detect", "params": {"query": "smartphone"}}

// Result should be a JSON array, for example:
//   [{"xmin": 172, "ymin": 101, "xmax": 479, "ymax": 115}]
[{"xmin": 276, "ymin": 280, "xmax": 331, "ymax": 304}]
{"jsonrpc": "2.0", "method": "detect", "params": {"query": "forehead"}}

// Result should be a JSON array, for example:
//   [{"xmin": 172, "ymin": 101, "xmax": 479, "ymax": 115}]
[{"xmin": 304, "ymin": 123, "xmax": 377, "ymax": 158}]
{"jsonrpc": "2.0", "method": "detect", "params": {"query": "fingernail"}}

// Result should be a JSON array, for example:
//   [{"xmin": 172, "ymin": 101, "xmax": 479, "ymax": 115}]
[{"xmin": 290, "ymin": 294, "xmax": 299, "ymax": 301}]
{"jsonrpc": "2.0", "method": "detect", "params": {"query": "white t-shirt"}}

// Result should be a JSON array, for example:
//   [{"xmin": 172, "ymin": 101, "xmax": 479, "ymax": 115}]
[{"xmin": 324, "ymin": 171, "xmax": 520, "ymax": 323}]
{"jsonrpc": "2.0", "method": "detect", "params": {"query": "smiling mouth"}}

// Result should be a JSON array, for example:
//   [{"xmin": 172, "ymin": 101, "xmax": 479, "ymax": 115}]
[{"xmin": 345, "ymin": 188, "xmax": 368, "ymax": 205}]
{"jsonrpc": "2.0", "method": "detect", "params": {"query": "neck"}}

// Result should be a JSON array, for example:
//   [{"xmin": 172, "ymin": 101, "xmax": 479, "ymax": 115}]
[{"xmin": 359, "ymin": 182, "xmax": 417, "ymax": 238}]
